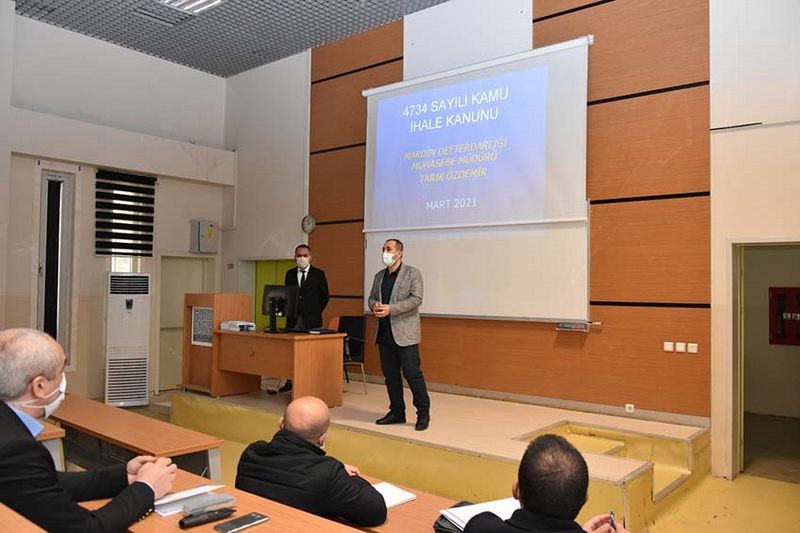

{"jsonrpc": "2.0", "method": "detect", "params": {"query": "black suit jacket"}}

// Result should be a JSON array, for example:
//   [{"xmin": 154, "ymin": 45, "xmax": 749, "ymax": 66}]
[
  {"xmin": 284, "ymin": 265, "xmax": 329, "ymax": 329},
  {"xmin": 0, "ymin": 401, "xmax": 154, "ymax": 533},
  {"xmin": 463, "ymin": 509, "xmax": 586, "ymax": 533},
  {"xmin": 235, "ymin": 429, "xmax": 386, "ymax": 527}
]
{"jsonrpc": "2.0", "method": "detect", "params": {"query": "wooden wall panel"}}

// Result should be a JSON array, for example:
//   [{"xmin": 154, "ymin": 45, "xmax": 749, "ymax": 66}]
[
  {"xmin": 588, "ymin": 85, "xmax": 710, "ymax": 200},
  {"xmin": 311, "ymin": 21, "xmax": 403, "ymax": 82},
  {"xmin": 309, "ymin": 222, "xmax": 364, "ymax": 296},
  {"xmin": 532, "ymin": 0, "xmax": 599, "ymax": 19},
  {"xmin": 367, "ymin": 305, "xmax": 710, "ymax": 416},
  {"xmin": 590, "ymin": 197, "xmax": 710, "ymax": 303},
  {"xmin": 533, "ymin": 0, "xmax": 709, "ymax": 101},
  {"xmin": 310, "ymin": 61, "xmax": 402, "ymax": 152},
  {"xmin": 322, "ymin": 298, "xmax": 365, "ymax": 330},
  {"xmin": 309, "ymin": 146, "xmax": 366, "ymax": 222}
]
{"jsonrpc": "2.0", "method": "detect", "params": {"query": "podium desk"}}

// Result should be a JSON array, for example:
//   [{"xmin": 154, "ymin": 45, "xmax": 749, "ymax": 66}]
[
  {"xmin": 0, "ymin": 503, "xmax": 46, "ymax": 533},
  {"xmin": 82, "ymin": 469, "xmax": 360, "ymax": 533},
  {"xmin": 51, "ymin": 394, "xmax": 224, "ymax": 480},
  {"xmin": 212, "ymin": 330, "xmax": 346, "ymax": 407}
]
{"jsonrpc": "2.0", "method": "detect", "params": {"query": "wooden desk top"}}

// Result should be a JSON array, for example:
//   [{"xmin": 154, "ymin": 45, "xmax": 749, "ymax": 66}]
[
  {"xmin": 214, "ymin": 329, "xmax": 346, "ymax": 342},
  {"xmin": 37, "ymin": 420, "xmax": 65, "ymax": 442},
  {"xmin": 52, "ymin": 394, "xmax": 223, "ymax": 457},
  {"xmin": 83, "ymin": 470, "xmax": 359, "ymax": 533},
  {"xmin": 0, "ymin": 503, "xmax": 46, "ymax": 533},
  {"xmin": 362, "ymin": 476, "xmax": 455, "ymax": 533}
]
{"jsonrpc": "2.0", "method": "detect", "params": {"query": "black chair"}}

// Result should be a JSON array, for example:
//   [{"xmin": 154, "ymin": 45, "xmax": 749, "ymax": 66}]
[{"xmin": 336, "ymin": 315, "xmax": 367, "ymax": 394}]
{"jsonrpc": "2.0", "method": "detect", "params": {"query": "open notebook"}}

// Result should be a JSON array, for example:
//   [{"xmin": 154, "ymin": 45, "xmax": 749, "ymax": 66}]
[
  {"xmin": 372, "ymin": 482, "xmax": 416, "ymax": 508},
  {"xmin": 440, "ymin": 497, "xmax": 520, "ymax": 530}
]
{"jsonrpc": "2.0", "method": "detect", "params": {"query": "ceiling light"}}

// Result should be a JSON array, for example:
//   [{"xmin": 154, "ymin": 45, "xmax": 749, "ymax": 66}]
[{"xmin": 155, "ymin": 0, "xmax": 226, "ymax": 15}]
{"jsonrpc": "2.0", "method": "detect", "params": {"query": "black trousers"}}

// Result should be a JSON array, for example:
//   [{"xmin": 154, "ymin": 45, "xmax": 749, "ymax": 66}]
[{"xmin": 378, "ymin": 341, "xmax": 430, "ymax": 417}]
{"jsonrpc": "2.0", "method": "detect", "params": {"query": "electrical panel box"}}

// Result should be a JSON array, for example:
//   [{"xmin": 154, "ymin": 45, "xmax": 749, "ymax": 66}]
[{"xmin": 189, "ymin": 219, "xmax": 219, "ymax": 254}]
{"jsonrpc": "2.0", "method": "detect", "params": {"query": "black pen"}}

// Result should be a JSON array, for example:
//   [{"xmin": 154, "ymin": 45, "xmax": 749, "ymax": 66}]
[{"xmin": 179, "ymin": 508, "xmax": 236, "ymax": 529}]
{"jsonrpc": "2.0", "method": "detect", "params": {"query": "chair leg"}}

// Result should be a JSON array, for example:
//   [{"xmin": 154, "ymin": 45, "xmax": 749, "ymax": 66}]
[
  {"xmin": 359, "ymin": 363, "xmax": 367, "ymax": 395},
  {"xmin": 344, "ymin": 366, "xmax": 350, "ymax": 383}
]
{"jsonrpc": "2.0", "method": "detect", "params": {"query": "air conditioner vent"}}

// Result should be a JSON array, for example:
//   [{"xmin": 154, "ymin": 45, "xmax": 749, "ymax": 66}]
[{"xmin": 110, "ymin": 275, "xmax": 150, "ymax": 295}]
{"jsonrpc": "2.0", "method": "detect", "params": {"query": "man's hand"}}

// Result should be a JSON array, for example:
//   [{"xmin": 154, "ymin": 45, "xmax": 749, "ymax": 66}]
[
  {"xmin": 372, "ymin": 303, "xmax": 391, "ymax": 318},
  {"xmin": 135, "ymin": 457, "xmax": 177, "ymax": 500},
  {"xmin": 343, "ymin": 463, "xmax": 360, "ymax": 477},
  {"xmin": 582, "ymin": 514, "xmax": 627, "ymax": 533},
  {"xmin": 126, "ymin": 455, "xmax": 157, "ymax": 484}
]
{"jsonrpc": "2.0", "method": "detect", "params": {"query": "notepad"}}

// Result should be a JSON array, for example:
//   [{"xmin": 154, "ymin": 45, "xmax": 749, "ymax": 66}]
[
  {"xmin": 372, "ymin": 482, "xmax": 417, "ymax": 508},
  {"xmin": 153, "ymin": 485, "xmax": 225, "ymax": 516},
  {"xmin": 439, "ymin": 497, "xmax": 520, "ymax": 530}
]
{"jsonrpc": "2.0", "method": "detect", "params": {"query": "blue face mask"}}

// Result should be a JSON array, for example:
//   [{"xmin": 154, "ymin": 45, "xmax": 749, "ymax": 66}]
[{"xmin": 17, "ymin": 373, "xmax": 67, "ymax": 419}]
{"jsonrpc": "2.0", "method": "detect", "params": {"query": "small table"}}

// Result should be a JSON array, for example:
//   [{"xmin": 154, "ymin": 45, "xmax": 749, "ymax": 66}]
[{"xmin": 51, "ymin": 394, "xmax": 224, "ymax": 480}]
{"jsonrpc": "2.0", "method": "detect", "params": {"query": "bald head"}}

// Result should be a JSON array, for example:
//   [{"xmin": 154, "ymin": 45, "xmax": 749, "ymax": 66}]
[
  {"xmin": 0, "ymin": 328, "xmax": 65, "ymax": 401},
  {"xmin": 281, "ymin": 396, "xmax": 330, "ymax": 445}
]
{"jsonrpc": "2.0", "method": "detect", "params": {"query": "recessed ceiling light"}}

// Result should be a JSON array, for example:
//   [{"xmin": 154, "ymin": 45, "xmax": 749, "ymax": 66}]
[{"xmin": 155, "ymin": 0, "xmax": 226, "ymax": 15}]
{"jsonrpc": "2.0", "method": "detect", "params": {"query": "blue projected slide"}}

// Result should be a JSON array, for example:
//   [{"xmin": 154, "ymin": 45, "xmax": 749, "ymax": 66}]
[{"xmin": 371, "ymin": 66, "xmax": 547, "ymax": 229}]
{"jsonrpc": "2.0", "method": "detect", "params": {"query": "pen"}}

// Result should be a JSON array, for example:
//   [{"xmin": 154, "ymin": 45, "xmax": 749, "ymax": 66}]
[{"xmin": 609, "ymin": 510, "xmax": 616, "ymax": 530}]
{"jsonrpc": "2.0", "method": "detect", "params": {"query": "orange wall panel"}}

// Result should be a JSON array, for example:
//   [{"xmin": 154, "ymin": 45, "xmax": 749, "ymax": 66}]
[
  {"xmin": 365, "ymin": 306, "xmax": 710, "ymax": 416},
  {"xmin": 312, "ymin": 21, "xmax": 403, "ymax": 82},
  {"xmin": 533, "ymin": 0, "xmax": 709, "ymax": 101},
  {"xmin": 590, "ymin": 197, "xmax": 710, "ymax": 303},
  {"xmin": 309, "ymin": 222, "xmax": 364, "ymax": 297},
  {"xmin": 310, "ymin": 61, "xmax": 402, "ymax": 152},
  {"xmin": 309, "ymin": 146, "xmax": 366, "ymax": 222},
  {"xmin": 588, "ymin": 85, "xmax": 710, "ymax": 200}
]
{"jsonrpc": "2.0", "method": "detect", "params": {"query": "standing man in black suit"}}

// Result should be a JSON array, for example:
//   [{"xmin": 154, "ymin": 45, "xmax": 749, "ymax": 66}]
[
  {"xmin": 464, "ymin": 434, "xmax": 627, "ymax": 533},
  {"xmin": 0, "ymin": 328, "xmax": 177, "ymax": 532},
  {"xmin": 276, "ymin": 244, "xmax": 330, "ymax": 393}
]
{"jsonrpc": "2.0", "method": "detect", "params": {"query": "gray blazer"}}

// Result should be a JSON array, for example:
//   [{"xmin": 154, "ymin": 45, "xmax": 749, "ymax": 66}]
[{"xmin": 368, "ymin": 263, "xmax": 423, "ymax": 347}]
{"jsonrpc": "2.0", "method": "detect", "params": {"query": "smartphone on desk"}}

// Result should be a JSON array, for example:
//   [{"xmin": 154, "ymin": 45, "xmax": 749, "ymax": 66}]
[{"xmin": 213, "ymin": 512, "xmax": 269, "ymax": 532}]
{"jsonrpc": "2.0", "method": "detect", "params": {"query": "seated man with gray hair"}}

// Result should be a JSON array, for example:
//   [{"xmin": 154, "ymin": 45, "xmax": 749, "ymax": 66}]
[
  {"xmin": 236, "ymin": 396, "xmax": 387, "ymax": 527},
  {"xmin": 0, "ymin": 328, "xmax": 177, "ymax": 532}
]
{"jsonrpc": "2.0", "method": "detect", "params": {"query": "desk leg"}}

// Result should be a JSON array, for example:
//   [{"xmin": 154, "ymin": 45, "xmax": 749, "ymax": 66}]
[
  {"xmin": 43, "ymin": 439, "xmax": 65, "ymax": 471},
  {"xmin": 207, "ymin": 448, "xmax": 222, "ymax": 481}
]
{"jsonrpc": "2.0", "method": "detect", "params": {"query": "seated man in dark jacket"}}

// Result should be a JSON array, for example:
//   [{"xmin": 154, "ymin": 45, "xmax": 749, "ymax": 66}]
[
  {"xmin": 235, "ymin": 396, "xmax": 387, "ymax": 527},
  {"xmin": 464, "ymin": 434, "xmax": 627, "ymax": 533}
]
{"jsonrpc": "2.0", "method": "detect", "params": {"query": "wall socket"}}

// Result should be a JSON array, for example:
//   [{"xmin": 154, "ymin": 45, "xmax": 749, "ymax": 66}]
[{"xmin": 625, "ymin": 403, "xmax": 635, "ymax": 414}]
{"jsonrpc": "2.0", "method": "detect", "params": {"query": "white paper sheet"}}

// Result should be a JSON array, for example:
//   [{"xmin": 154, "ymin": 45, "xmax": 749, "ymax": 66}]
[
  {"xmin": 372, "ymin": 482, "xmax": 417, "ymax": 508},
  {"xmin": 440, "ymin": 497, "xmax": 520, "ymax": 530}
]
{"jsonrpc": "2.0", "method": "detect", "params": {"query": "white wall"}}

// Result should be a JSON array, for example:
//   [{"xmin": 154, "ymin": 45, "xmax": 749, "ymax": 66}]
[
  {"xmin": 12, "ymin": 16, "xmax": 226, "ymax": 149},
  {"xmin": 710, "ymin": 0, "xmax": 800, "ymax": 477},
  {"xmin": 0, "ymin": 3, "xmax": 13, "ymax": 327},
  {"xmin": 743, "ymin": 246, "xmax": 800, "ymax": 418},
  {"xmin": 221, "ymin": 52, "xmax": 311, "ymax": 291}
]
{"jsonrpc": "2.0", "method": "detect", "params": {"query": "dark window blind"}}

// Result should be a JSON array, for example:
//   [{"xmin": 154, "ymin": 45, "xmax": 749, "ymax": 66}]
[{"xmin": 95, "ymin": 170, "xmax": 156, "ymax": 257}]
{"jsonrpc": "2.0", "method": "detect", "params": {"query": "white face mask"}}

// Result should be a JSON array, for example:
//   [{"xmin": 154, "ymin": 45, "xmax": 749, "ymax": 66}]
[
  {"xmin": 382, "ymin": 251, "xmax": 397, "ymax": 267},
  {"xmin": 17, "ymin": 373, "xmax": 67, "ymax": 419},
  {"xmin": 296, "ymin": 257, "xmax": 310, "ymax": 269}
]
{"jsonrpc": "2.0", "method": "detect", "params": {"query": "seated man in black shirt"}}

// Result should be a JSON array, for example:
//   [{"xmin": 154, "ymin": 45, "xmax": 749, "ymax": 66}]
[
  {"xmin": 235, "ymin": 396, "xmax": 387, "ymax": 527},
  {"xmin": 465, "ymin": 434, "xmax": 627, "ymax": 533}
]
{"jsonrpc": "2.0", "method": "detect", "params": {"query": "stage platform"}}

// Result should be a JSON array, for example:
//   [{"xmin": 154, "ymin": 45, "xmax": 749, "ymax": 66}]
[{"xmin": 170, "ymin": 382, "xmax": 710, "ymax": 532}]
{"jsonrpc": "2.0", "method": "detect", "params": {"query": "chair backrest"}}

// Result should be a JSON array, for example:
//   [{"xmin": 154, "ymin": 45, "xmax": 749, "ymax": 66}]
[{"xmin": 337, "ymin": 315, "xmax": 366, "ymax": 363}]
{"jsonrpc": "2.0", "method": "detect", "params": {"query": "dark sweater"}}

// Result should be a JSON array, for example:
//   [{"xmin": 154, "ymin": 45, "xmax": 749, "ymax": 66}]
[
  {"xmin": 235, "ymin": 429, "xmax": 387, "ymax": 527},
  {"xmin": 464, "ymin": 509, "xmax": 586, "ymax": 533}
]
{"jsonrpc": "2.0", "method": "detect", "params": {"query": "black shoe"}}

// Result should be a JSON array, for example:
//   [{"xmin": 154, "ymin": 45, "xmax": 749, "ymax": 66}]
[
  {"xmin": 415, "ymin": 415, "xmax": 430, "ymax": 431},
  {"xmin": 278, "ymin": 380, "xmax": 293, "ymax": 393},
  {"xmin": 375, "ymin": 412, "xmax": 406, "ymax": 425}
]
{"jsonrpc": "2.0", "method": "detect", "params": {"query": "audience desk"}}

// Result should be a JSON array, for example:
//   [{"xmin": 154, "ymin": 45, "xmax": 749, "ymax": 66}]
[
  {"xmin": 51, "ymin": 394, "xmax": 224, "ymax": 480},
  {"xmin": 212, "ymin": 329, "xmax": 346, "ymax": 407},
  {"xmin": 37, "ymin": 420, "xmax": 65, "ymax": 470},
  {"xmin": 82, "ymin": 469, "xmax": 360, "ymax": 533},
  {"xmin": 363, "ymin": 476, "xmax": 456, "ymax": 533},
  {"xmin": 0, "ymin": 503, "xmax": 45, "ymax": 533}
]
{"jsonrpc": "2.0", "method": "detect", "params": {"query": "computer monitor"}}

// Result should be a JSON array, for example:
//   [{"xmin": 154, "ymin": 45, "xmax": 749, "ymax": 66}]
[{"xmin": 261, "ymin": 284, "xmax": 298, "ymax": 333}]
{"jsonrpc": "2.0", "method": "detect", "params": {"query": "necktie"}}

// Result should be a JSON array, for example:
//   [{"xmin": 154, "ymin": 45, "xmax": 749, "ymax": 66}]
[{"xmin": 300, "ymin": 270, "xmax": 306, "ymax": 288}]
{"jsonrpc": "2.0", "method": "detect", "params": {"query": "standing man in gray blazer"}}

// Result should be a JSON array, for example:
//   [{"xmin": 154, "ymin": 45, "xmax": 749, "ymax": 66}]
[{"xmin": 368, "ymin": 239, "xmax": 431, "ymax": 431}]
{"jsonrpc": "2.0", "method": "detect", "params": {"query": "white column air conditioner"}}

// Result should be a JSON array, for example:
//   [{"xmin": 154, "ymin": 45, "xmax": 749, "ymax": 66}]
[{"xmin": 104, "ymin": 273, "xmax": 150, "ymax": 407}]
